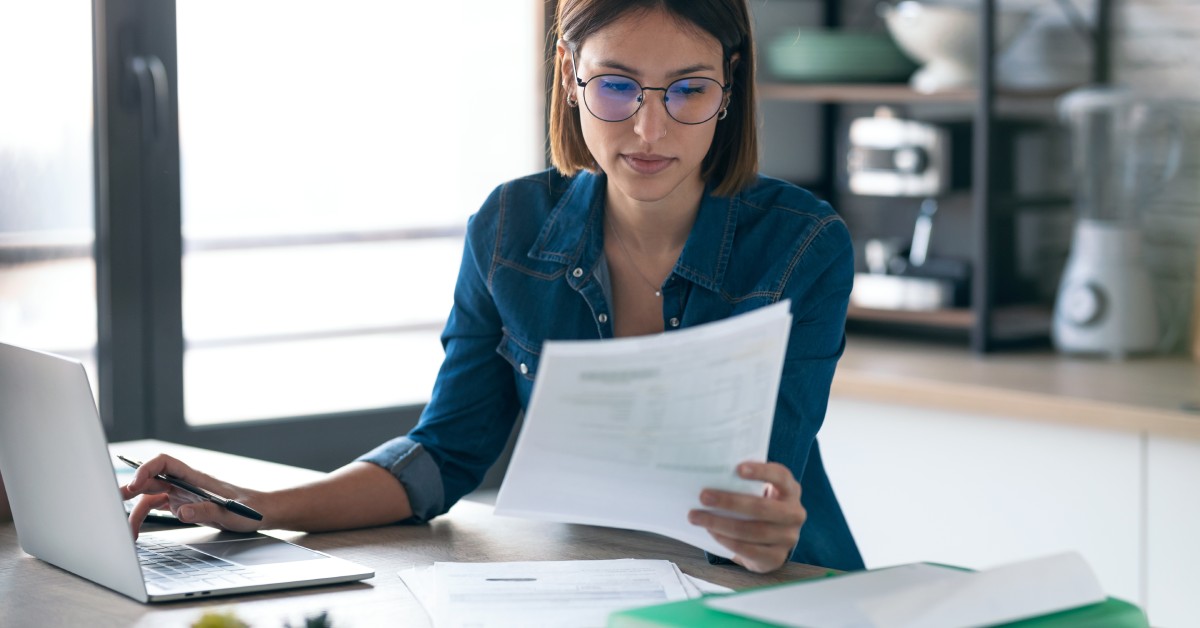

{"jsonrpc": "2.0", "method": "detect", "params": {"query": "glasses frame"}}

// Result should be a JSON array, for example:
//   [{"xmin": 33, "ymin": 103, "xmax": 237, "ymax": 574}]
[{"xmin": 569, "ymin": 49, "xmax": 731, "ymax": 125}]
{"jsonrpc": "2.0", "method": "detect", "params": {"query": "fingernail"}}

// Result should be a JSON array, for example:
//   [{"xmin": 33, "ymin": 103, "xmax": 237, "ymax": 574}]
[
  {"xmin": 687, "ymin": 512, "xmax": 701, "ymax": 525},
  {"xmin": 700, "ymin": 491, "xmax": 716, "ymax": 506},
  {"xmin": 179, "ymin": 506, "xmax": 194, "ymax": 520},
  {"xmin": 739, "ymin": 464, "xmax": 751, "ymax": 476}
]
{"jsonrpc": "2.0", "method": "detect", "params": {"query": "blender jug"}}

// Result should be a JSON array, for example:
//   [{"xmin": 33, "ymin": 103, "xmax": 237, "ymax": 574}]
[{"xmin": 1053, "ymin": 87, "xmax": 1183, "ymax": 357}]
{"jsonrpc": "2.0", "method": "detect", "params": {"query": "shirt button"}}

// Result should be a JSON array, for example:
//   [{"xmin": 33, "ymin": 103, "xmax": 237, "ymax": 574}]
[
  {"xmin": 519, "ymin": 363, "xmax": 529, "ymax": 375},
  {"xmin": 669, "ymin": 317, "xmax": 680, "ymax": 327},
  {"xmin": 572, "ymin": 267, "xmax": 584, "ymax": 278},
  {"xmin": 598, "ymin": 313, "xmax": 608, "ymax": 324}
]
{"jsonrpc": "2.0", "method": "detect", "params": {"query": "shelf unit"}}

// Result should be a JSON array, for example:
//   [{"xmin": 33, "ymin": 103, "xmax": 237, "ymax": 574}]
[{"xmin": 758, "ymin": 0, "xmax": 1113, "ymax": 352}]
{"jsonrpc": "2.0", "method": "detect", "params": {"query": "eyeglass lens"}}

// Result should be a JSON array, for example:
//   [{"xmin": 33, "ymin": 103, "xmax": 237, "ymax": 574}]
[{"xmin": 583, "ymin": 75, "xmax": 724, "ymax": 124}]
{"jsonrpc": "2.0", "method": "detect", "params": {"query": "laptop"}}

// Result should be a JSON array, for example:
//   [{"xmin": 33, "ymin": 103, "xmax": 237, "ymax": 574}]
[{"xmin": 0, "ymin": 341, "xmax": 374, "ymax": 602}]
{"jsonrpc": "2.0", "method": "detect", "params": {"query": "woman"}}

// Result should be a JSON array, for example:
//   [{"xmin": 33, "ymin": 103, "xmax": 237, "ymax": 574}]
[{"xmin": 123, "ymin": 0, "xmax": 864, "ymax": 574}]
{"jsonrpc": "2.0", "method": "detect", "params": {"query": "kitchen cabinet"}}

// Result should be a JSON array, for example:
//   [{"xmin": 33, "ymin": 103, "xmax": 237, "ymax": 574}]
[
  {"xmin": 820, "ymin": 397, "xmax": 1200, "ymax": 626},
  {"xmin": 818, "ymin": 397, "xmax": 1143, "ymax": 604},
  {"xmin": 755, "ymin": 0, "xmax": 1114, "ymax": 352}
]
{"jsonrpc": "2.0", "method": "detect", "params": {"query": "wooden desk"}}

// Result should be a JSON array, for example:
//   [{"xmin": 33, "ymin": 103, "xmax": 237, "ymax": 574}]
[{"xmin": 0, "ymin": 442, "xmax": 829, "ymax": 627}]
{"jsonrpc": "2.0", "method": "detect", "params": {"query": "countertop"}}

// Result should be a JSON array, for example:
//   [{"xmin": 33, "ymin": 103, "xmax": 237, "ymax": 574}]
[{"xmin": 831, "ymin": 335, "xmax": 1200, "ymax": 440}]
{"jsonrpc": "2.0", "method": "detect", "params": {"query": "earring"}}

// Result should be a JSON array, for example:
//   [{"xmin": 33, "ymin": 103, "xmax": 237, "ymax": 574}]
[
  {"xmin": 566, "ymin": 94, "xmax": 578, "ymax": 107},
  {"xmin": 717, "ymin": 108, "xmax": 728, "ymax": 120}
]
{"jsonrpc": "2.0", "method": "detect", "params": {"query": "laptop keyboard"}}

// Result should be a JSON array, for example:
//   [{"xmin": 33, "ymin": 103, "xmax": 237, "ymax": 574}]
[{"xmin": 136, "ymin": 538, "xmax": 262, "ymax": 591}]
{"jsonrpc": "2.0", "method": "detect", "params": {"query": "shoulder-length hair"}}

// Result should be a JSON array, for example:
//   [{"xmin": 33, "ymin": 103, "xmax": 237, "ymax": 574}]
[{"xmin": 548, "ymin": 0, "xmax": 759, "ymax": 197}]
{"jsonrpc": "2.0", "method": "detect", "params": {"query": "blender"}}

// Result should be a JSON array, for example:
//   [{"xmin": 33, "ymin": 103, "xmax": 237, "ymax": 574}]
[{"xmin": 1053, "ymin": 87, "xmax": 1183, "ymax": 357}]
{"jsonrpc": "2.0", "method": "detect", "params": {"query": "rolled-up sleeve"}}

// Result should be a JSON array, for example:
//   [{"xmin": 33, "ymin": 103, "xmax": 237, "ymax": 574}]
[{"xmin": 356, "ymin": 437, "xmax": 444, "ymax": 523}]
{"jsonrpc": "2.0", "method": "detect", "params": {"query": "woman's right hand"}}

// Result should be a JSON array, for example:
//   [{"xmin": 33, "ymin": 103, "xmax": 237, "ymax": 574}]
[{"xmin": 119, "ymin": 453, "xmax": 267, "ymax": 537}]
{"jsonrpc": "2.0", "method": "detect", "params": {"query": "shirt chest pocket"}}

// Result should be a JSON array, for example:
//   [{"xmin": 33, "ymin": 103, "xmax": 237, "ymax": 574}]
[{"xmin": 496, "ymin": 329, "xmax": 542, "ymax": 382}]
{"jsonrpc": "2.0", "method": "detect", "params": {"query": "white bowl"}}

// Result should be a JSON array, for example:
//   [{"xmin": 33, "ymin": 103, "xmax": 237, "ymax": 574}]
[{"xmin": 881, "ymin": 1, "xmax": 1030, "ymax": 93}]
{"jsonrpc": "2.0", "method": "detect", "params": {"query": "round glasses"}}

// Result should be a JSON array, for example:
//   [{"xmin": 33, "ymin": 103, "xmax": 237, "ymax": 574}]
[{"xmin": 570, "ymin": 51, "xmax": 731, "ymax": 125}]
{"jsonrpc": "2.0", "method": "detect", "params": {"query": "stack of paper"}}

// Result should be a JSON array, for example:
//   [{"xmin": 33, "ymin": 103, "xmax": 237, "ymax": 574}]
[
  {"xmin": 398, "ymin": 559, "xmax": 730, "ymax": 628},
  {"xmin": 495, "ymin": 301, "xmax": 793, "ymax": 558},
  {"xmin": 703, "ymin": 552, "xmax": 1108, "ymax": 627},
  {"xmin": 609, "ymin": 552, "xmax": 1149, "ymax": 628}
]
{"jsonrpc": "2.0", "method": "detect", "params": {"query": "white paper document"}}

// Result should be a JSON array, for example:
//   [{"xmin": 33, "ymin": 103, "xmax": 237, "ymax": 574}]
[
  {"xmin": 704, "ymin": 551, "xmax": 1107, "ymax": 628},
  {"xmin": 493, "ymin": 301, "xmax": 793, "ymax": 557},
  {"xmin": 398, "ymin": 559, "xmax": 728, "ymax": 628}
]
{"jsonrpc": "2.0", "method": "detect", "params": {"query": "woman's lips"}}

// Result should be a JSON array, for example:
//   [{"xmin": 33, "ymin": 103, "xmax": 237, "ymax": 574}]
[{"xmin": 622, "ymin": 153, "xmax": 673, "ymax": 175}]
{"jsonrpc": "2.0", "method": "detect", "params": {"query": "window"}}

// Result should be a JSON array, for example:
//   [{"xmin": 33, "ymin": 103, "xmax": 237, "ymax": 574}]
[
  {"xmin": 91, "ymin": 0, "xmax": 543, "ymax": 467},
  {"xmin": 173, "ymin": 1, "xmax": 548, "ymax": 424}
]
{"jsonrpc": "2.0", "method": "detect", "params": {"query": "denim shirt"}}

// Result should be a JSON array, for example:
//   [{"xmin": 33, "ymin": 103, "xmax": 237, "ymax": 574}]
[{"xmin": 359, "ymin": 168, "xmax": 864, "ymax": 571}]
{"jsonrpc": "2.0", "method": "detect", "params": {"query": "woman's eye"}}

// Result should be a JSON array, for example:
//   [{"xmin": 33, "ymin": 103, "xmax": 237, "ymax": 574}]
[
  {"xmin": 670, "ymin": 83, "xmax": 707, "ymax": 97},
  {"xmin": 599, "ymin": 79, "xmax": 636, "ymax": 93}
]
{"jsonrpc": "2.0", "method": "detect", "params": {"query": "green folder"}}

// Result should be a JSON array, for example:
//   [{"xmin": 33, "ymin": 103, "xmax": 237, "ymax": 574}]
[{"xmin": 608, "ymin": 580, "xmax": 1148, "ymax": 628}]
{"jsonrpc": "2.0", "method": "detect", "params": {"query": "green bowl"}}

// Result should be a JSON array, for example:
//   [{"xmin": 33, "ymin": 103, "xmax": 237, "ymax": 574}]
[{"xmin": 764, "ymin": 29, "xmax": 917, "ymax": 83}]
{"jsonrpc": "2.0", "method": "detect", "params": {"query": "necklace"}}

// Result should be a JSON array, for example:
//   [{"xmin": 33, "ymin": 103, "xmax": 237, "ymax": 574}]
[{"xmin": 607, "ymin": 218, "xmax": 664, "ymax": 298}]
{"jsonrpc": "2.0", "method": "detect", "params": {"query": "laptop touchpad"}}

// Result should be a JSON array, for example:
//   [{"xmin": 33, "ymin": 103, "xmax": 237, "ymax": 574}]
[{"xmin": 188, "ymin": 537, "xmax": 326, "ymax": 565}]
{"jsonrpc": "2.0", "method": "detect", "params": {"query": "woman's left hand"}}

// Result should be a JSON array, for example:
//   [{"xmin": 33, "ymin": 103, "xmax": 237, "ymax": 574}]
[{"xmin": 687, "ymin": 461, "xmax": 806, "ymax": 573}]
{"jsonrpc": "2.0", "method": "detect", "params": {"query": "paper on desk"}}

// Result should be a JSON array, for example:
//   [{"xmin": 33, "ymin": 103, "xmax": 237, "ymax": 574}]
[
  {"xmin": 704, "ymin": 551, "xmax": 1107, "ymax": 628},
  {"xmin": 398, "ymin": 558, "xmax": 721, "ymax": 628},
  {"xmin": 680, "ymin": 566, "xmax": 733, "ymax": 596},
  {"xmin": 493, "ymin": 301, "xmax": 792, "ymax": 558}
]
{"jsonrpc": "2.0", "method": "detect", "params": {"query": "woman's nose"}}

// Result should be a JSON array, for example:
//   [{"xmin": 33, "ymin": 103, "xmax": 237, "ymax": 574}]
[{"xmin": 633, "ymin": 91, "xmax": 669, "ymax": 142}]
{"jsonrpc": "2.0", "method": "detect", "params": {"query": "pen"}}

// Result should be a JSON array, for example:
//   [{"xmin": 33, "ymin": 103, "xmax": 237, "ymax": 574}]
[{"xmin": 117, "ymin": 455, "xmax": 264, "ymax": 521}]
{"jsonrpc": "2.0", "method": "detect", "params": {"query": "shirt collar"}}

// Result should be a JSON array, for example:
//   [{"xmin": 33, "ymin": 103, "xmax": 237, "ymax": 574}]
[{"xmin": 529, "ymin": 170, "xmax": 736, "ymax": 293}]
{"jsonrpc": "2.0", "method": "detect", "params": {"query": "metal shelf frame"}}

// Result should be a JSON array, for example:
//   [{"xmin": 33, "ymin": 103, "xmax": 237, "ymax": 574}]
[{"xmin": 759, "ymin": 0, "xmax": 1113, "ymax": 352}]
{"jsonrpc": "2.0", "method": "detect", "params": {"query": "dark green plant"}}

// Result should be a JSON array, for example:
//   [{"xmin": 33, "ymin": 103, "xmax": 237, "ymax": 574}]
[{"xmin": 284, "ymin": 610, "xmax": 333, "ymax": 628}]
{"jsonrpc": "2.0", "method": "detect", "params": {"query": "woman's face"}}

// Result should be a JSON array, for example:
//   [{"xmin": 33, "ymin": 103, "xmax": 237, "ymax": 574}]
[{"xmin": 562, "ymin": 9, "xmax": 727, "ymax": 210}]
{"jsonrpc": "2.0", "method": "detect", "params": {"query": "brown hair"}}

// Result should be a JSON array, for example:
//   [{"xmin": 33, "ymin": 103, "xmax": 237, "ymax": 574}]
[{"xmin": 548, "ymin": 0, "xmax": 759, "ymax": 197}]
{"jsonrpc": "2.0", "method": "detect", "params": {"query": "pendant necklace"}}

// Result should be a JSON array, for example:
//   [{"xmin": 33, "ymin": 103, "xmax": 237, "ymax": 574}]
[{"xmin": 607, "ymin": 218, "xmax": 664, "ymax": 298}]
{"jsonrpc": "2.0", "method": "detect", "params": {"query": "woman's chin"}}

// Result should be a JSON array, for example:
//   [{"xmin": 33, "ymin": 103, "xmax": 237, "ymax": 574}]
[{"xmin": 607, "ymin": 165, "xmax": 703, "ymax": 207}]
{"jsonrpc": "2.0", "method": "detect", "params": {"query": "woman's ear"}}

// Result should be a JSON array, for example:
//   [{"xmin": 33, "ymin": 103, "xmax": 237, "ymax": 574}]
[{"xmin": 556, "ymin": 40, "xmax": 575, "ymax": 89}]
